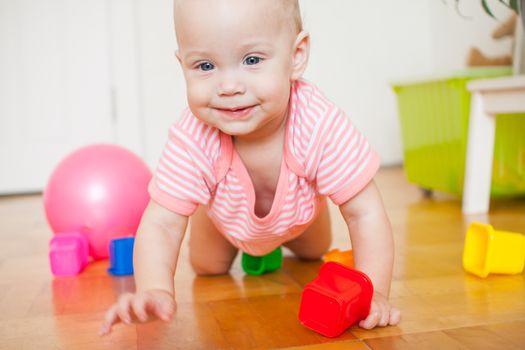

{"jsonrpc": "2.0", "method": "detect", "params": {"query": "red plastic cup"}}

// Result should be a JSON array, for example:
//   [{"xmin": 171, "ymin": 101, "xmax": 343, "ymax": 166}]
[{"xmin": 298, "ymin": 262, "xmax": 374, "ymax": 337}]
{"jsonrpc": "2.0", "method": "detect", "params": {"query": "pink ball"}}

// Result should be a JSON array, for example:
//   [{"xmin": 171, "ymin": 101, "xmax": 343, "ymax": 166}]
[{"xmin": 43, "ymin": 144, "xmax": 152, "ymax": 260}]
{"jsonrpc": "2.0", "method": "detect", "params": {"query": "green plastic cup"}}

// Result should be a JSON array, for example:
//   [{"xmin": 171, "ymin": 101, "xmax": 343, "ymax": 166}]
[{"xmin": 242, "ymin": 246, "xmax": 283, "ymax": 275}]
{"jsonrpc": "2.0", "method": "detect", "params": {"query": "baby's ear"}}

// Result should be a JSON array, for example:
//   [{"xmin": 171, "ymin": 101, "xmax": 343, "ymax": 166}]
[{"xmin": 291, "ymin": 31, "xmax": 310, "ymax": 81}]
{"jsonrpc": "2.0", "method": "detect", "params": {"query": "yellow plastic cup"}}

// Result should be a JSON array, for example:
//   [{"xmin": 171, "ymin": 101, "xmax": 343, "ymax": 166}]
[{"xmin": 463, "ymin": 222, "xmax": 525, "ymax": 278}]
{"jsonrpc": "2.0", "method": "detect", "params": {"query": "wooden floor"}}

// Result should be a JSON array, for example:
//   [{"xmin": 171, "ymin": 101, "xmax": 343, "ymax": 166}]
[{"xmin": 1, "ymin": 166, "xmax": 524, "ymax": 350}]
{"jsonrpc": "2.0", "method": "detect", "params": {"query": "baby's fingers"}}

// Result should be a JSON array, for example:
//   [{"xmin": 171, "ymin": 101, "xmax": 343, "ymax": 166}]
[
  {"xmin": 359, "ymin": 311, "xmax": 380, "ymax": 330},
  {"xmin": 147, "ymin": 293, "xmax": 175, "ymax": 321},
  {"xmin": 389, "ymin": 307, "xmax": 401, "ymax": 326},
  {"xmin": 377, "ymin": 305, "xmax": 391, "ymax": 327},
  {"xmin": 116, "ymin": 293, "xmax": 135, "ymax": 324},
  {"xmin": 359, "ymin": 306, "xmax": 401, "ymax": 330},
  {"xmin": 98, "ymin": 304, "xmax": 120, "ymax": 336},
  {"xmin": 98, "ymin": 293, "xmax": 137, "ymax": 336},
  {"xmin": 131, "ymin": 296, "xmax": 149, "ymax": 322}
]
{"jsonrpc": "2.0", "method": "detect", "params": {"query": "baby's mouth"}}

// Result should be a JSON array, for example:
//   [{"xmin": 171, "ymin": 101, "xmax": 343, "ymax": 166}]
[{"xmin": 214, "ymin": 105, "xmax": 256, "ymax": 118}]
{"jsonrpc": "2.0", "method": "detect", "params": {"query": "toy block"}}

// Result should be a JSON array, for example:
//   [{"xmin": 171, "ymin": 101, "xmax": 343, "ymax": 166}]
[
  {"xmin": 323, "ymin": 248, "xmax": 354, "ymax": 268},
  {"xmin": 299, "ymin": 262, "xmax": 373, "ymax": 338},
  {"xmin": 108, "ymin": 237, "xmax": 135, "ymax": 276},
  {"xmin": 242, "ymin": 246, "xmax": 282, "ymax": 275},
  {"xmin": 463, "ymin": 222, "xmax": 525, "ymax": 278},
  {"xmin": 49, "ymin": 232, "xmax": 89, "ymax": 276}
]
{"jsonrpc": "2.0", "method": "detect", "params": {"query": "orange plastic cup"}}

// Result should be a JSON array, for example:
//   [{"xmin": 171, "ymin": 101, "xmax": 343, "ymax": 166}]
[{"xmin": 323, "ymin": 248, "xmax": 354, "ymax": 268}]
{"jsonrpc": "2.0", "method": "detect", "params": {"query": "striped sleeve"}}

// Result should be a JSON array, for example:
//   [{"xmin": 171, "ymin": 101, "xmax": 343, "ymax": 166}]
[
  {"xmin": 313, "ymin": 110, "xmax": 381, "ymax": 205},
  {"xmin": 148, "ymin": 116, "xmax": 217, "ymax": 216}
]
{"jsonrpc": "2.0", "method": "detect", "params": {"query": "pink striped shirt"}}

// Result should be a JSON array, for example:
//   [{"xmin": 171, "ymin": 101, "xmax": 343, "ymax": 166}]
[{"xmin": 149, "ymin": 79, "xmax": 380, "ymax": 255}]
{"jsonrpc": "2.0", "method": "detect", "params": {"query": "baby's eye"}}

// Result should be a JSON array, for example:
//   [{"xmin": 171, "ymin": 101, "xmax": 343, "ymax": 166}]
[
  {"xmin": 198, "ymin": 62, "xmax": 215, "ymax": 71},
  {"xmin": 243, "ymin": 56, "xmax": 262, "ymax": 65}
]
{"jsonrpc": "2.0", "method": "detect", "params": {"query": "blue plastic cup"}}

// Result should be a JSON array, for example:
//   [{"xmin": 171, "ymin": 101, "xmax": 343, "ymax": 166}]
[{"xmin": 108, "ymin": 237, "xmax": 135, "ymax": 276}]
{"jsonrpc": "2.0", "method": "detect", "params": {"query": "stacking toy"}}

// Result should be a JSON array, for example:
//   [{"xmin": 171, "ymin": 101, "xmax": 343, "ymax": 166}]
[
  {"xmin": 242, "ymin": 246, "xmax": 282, "ymax": 275},
  {"xmin": 323, "ymin": 248, "xmax": 354, "ymax": 268},
  {"xmin": 299, "ymin": 262, "xmax": 373, "ymax": 338},
  {"xmin": 49, "ymin": 232, "xmax": 89, "ymax": 276},
  {"xmin": 463, "ymin": 222, "xmax": 525, "ymax": 278},
  {"xmin": 108, "ymin": 237, "xmax": 135, "ymax": 276}
]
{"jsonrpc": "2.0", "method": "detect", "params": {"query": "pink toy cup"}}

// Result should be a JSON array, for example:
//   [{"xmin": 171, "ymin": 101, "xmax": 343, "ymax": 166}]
[
  {"xmin": 299, "ymin": 262, "xmax": 374, "ymax": 338},
  {"xmin": 49, "ymin": 232, "xmax": 89, "ymax": 276}
]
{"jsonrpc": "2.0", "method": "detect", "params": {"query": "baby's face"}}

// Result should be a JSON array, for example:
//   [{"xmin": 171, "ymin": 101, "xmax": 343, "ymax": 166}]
[{"xmin": 174, "ymin": 0, "xmax": 306, "ymax": 139}]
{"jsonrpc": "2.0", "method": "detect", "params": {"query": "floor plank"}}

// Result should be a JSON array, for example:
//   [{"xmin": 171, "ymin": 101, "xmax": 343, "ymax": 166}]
[{"xmin": 364, "ymin": 320, "xmax": 525, "ymax": 350}]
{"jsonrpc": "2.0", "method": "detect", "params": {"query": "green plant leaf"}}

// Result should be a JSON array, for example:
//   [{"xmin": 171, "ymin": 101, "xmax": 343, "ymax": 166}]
[
  {"xmin": 509, "ymin": 0, "xmax": 519, "ymax": 13},
  {"xmin": 481, "ymin": 0, "xmax": 497, "ymax": 18},
  {"xmin": 454, "ymin": 0, "xmax": 472, "ymax": 18}
]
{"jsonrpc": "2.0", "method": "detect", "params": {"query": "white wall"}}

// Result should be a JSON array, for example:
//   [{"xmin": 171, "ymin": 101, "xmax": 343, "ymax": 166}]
[
  {"xmin": 135, "ymin": 0, "xmax": 184, "ymax": 167},
  {"xmin": 135, "ymin": 0, "xmax": 515, "ymax": 167},
  {"xmin": 0, "ymin": 0, "xmax": 116, "ymax": 193},
  {"xmin": 428, "ymin": 0, "xmax": 515, "ymax": 72},
  {"xmin": 301, "ymin": 0, "xmax": 434, "ymax": 165}
]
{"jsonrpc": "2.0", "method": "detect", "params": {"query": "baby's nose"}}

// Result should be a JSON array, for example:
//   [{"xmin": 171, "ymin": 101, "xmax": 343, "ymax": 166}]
[{"xmin": 217, "ymin": 72, "xmax": 246, "ymax": 96}]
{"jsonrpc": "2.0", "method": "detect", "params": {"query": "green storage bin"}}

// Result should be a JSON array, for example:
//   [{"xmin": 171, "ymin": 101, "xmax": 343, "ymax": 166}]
[{"xmin": 392, "ymin": 67, "xmax": 525, "ymax": 197}]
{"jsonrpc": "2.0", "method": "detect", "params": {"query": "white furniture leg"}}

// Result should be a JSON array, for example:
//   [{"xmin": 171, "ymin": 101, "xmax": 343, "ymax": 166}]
[
  {"xmin": 462, "ymin": 75, "xmax": 525, "ymax": 214},
  {"xmin": 462, "ymin": 93, "xmax": 496, "ymax": 214}
]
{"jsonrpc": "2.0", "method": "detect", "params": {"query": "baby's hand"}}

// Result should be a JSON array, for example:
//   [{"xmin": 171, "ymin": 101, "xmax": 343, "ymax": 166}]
[
  {"xmin": 359, "ymin": 291, "xmax": 401, "ymax": 329},
  {"xmin": 98, "ymin": 289, "xmax": 175, "ymax": 336}
]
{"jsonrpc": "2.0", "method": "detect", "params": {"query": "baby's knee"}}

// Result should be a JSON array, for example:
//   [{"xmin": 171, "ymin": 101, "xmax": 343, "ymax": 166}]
[
  {"xmin": 294, "ymin": 249, "xmax": 328, "ymax": 262},
  {"xmin": 284, "ymin": 233, "xmax": 332, "ymax": 261},
  {"xmin": 190, "ymin": 258, "xmax": 232, "ymax": 276}
]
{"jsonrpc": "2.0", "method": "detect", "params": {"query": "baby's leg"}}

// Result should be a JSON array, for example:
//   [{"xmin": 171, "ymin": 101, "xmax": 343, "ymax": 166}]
[
  {"xmin": 189, "ymin": 206, "xmax": 238, "ymax": 275},
  {"xmin": 283, "ymin": 199, "xmax": 332, "ymax": 260}
]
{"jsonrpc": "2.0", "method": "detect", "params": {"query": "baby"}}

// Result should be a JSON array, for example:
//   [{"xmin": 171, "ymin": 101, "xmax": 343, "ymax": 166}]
[{"xmin": 99, "ymin": 0, "xmax": 400, "ymax": 335}]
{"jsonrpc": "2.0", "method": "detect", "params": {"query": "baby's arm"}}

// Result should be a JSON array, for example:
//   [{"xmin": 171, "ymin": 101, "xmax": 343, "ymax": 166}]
[
  {"xmin": 338, "ymin": 180, "xmax": 401, "ymax": 329},
  {"xmin": 99, "ymin": 200, "xmax": 188, "ymax": 335}
]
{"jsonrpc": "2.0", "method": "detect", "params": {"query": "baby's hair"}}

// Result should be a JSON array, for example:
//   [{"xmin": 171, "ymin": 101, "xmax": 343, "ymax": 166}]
[
  {"xmin": 284, "ymin": 0, "xmax": 303, "ymax": 33},
  {"xmin": 174, "ymin": 0, "xmax": 303, "ymax": 33}
]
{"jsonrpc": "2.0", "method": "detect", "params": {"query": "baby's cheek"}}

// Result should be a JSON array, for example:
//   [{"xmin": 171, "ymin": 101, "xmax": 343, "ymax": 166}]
[
  {"xmin": 257, "ymin": 78, "xmax": 290, "ymax": 107},
  {"xmin": 186, "ymin": 83, "xmax": 211, "ymax": 109}
]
